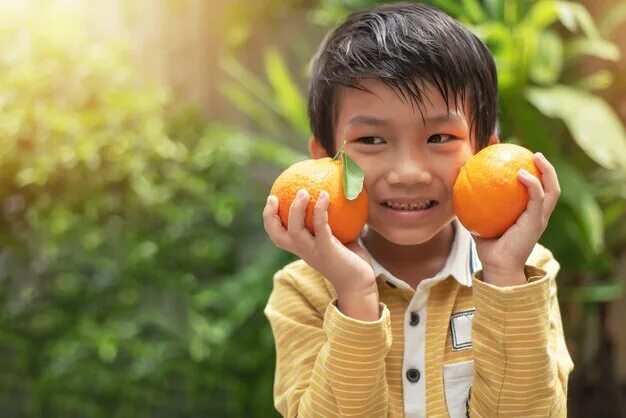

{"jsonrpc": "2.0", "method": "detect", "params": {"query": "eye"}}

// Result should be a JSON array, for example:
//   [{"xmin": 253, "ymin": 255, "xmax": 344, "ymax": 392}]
[
  {"xmin": 427, "ymin": 134, "xmax": 455, "ymax": 144},
  {"xmin": 356, "ymin": 136, "xmax": 386, "ymax": 145}
]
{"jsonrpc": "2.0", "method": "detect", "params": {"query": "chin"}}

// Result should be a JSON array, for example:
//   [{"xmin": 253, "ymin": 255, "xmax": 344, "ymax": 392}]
[
  {"xmin": 365, "ymin": 222, "xmax": 437, "ymax": 246},
  {"xmin": 366, "ymin": 210, "xmax": 456, "ymax": 246}
]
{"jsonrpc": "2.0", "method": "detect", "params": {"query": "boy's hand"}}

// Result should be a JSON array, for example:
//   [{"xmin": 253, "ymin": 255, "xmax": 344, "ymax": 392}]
[
  {"xmin": 263, "ymin": 189, "xmax": 379, "ymax": 320},
  {"xmin": 473, "ymin": 153, "xmax": 561, "ymax": 286}
]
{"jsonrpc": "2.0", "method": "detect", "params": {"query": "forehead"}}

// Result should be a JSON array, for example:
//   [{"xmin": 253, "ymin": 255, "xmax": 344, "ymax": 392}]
[{"xmin": 335, "ymin": 78, "xmax": 469, "ymax": 127}]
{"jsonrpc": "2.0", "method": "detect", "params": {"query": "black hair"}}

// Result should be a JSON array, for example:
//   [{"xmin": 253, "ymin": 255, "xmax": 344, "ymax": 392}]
[{"xmin": 308, "ymin": 2, "xmax": 498, "ymax": 155}]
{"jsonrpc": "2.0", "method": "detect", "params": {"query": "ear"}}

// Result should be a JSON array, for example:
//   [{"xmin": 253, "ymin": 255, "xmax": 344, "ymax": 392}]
[
  {"xmin": 487, "ymin": 132, "xmax": 500, "ymax": 146},
  {"xmin": 308, "ymin": 136, "xmax": 330, "ymax": 159}
]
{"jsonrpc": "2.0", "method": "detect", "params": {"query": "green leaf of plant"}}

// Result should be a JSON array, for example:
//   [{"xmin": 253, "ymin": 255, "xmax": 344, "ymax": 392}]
[
  {"xmin": 461, "ymin": 0, "xmax": 486, "ymax": 23},
  {"xmin": 504, "ymin": 0, "xmax": 519, "ymax": 25},
  {"xmin": 221, "ymin": 82, "xmax": 281, "ymax": 135},
  {"xmin": 264, "ymin": 49, "xmax": 310, "ymax": 137},
  {"xmin": 430, "ymin": 0, "xmax": 465, "ymax": 17},
  {"xmin": 564, "ymin": 38, "xmax": 620, "ymax": 62},
  {"xmin": 221, "ymin": 56, "xmax": 274, "ymax": 102},
  {"xmin": 556, "ymin": 2, "xmax": 599, "ymax": 38},
  {"xmin": 342, "ymin": 152, "xmax": 364, "ymax": 200},
  {"xmin": 526, "ymin": 85, "xmax": 626, "ymax": 170},
  {"xmin": 521, "ymin": 0, "xmax": 559, "ymax": 31},
  {"xmin": 483, "ymin": 0, "xmax": 503, "ymax": 20},
  {"xmin": 565, "ymin": 281, "xmax": 623, "ymax": 303},
  {"xmin": 574, "ymin": 70, "xmax": 613, "ymax": 92},
  {"xmin": 553, "ymin": 160, "xmax": 604, "ymax": 254},
  {"xmin": 251, "ymin": 137, "xmax": 306, "ymax": 168},
  {"xmin": 529, "ymin": 30, "xmax": 563, "ymax": 85}
]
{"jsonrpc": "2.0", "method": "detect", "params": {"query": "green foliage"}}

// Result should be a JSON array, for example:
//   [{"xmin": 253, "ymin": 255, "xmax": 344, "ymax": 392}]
[
  {"xmin": 4, "ymin": 1, "xmax": 626, "ymax": 416},
  {"xmin": 0, "ymin": 6, "xmax": 290, "ymax": 417},
  {"xmin": 221, "ymin": 49, "xmax": 311, "ymax": 154}
]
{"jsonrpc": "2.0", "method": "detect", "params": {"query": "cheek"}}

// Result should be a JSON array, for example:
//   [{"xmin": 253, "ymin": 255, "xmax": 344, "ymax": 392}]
[
  {"xmin": 352, "ymin": 156, "xmax": 381, "ymax": 187},
  {"xmin": 441, "ymin": 151, "xmax": 473, "ymax": 186},
  {"xmin": 445, "ymin": 166, "xmax": 463, "ymax": 188},
  {"xmin": 430, "ymin": 157, "xmax": 464, "ymax": 188}
]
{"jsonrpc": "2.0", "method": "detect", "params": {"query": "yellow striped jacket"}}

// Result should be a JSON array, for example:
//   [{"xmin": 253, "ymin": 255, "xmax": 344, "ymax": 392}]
[{"xmin": 264, "ymin": 222, "xmax": 574, "ymax": 417}]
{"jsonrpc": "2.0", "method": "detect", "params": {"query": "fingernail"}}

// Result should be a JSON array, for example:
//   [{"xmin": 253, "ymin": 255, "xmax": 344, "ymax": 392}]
[
  {"xmin": 267, "ymin": 196, "xmax": 273, "ymax": 206},
  {"xmin": 319, "ymin": 190, "xmax": 328, "ymax": 202},
  {"xmin": 536, "ymin": 152, "xmax": 546, "ymax": 161},
  {"xmin": 297, "ymin": 189, "xmax": 306, "ymax": 198},
  {"xmin": 519, "ymin": 169, "xmax": 530, "ymax": 177}
]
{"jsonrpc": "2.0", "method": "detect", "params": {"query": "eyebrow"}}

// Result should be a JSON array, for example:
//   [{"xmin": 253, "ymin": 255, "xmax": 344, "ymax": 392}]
[{"xmin": 347, "ymin": 112, "xmax": 466, "ymax": 127}]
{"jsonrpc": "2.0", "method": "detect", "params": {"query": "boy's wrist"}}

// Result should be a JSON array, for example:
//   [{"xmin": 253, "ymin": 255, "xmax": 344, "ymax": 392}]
[
  {"xmin": 481, "ymin": 266, "xmax": 527, "ymax": 287},
  {"xmin": 336, "ymin": 286, "xmax": 380, "ymax": 321}
]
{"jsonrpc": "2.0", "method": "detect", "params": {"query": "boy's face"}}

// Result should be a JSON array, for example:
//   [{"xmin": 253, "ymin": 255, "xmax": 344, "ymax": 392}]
[{"xmin": 310, "ymin": 78, "xmax": 497, "ymax": 246}]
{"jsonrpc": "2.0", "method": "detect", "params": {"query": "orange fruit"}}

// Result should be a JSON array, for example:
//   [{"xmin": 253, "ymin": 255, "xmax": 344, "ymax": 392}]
[
  {"xmin": 452, "ymin": 143, "xmax": 540, "ymax": 238},
  {"xmin": 270, "ymin": 157, "xmax": 368, "ymax": 244}
]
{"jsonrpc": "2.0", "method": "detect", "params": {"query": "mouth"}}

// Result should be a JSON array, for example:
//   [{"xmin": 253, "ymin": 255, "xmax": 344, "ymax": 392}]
[{"xmin": 380, "ymin": 200, "xmax": 439, "ymax": 211}]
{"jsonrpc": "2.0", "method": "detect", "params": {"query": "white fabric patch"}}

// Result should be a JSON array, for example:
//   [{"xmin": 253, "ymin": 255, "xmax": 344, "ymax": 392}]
[{"xmin": 450, "ymin": 309, "xmax": 475, "ymax": 351}]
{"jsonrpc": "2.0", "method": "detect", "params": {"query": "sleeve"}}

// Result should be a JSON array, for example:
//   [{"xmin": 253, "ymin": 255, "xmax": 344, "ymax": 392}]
[
  {"xmin": 469, "ymin": 254, "xmax": 575, "ymax": 417},
  {"xmin": 263, "ymin": 268, "xmax": 393, "ymax": 417}
]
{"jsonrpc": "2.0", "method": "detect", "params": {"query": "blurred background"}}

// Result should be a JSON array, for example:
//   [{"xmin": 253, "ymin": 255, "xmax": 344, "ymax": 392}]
[{"xmin": 0, "ymin": 0, "xmax": 625, "ymax": 417}]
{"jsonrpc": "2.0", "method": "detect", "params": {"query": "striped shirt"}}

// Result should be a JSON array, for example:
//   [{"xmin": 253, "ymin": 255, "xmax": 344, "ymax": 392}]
[{"xmin": 264, "ymin": 218, "xmax": 574, "ymax": 417}]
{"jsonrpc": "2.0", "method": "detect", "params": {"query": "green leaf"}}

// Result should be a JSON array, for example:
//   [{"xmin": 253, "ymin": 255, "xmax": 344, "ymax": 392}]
[
  {"xmin": 521, "ymin": 0, "xmax": 559, "ymax": 31},
  {"xmin": 483, "ymin": 0, "xmax": 503, "ymax": 20},
  {"xmin": 564, "ymin": 38, "xmax": 621, "ymax": 62},
  {"xmin": 264, "ymin": 49, "xmax": 310, "ymax": 137},
  {"xmin": 221, "ymin": 82, "xmax": 282, "ymax": 135},
  {"xmin": 220, "ymin": 56, "xmax": 273, "ymax": 102},
  {"xmin": 252, "ymin": 138, "xmax": 306, "ymax": 168},
  {"xmin": 589, "ymin": 167, "xmax": 626, "ymax": 200},
  {"xmin": 473, "ymin": 22, "xmax": 515, "ymax": 89},
  {"xmin": 529, "ymin": 30, "xmax": 563, "ymax": 85},
  {"xmin": 461, "ymin": 0, "xmax": 486, "ymax": 23},
  {"xmin": 574, "ymin": 70, "xmax": 613, "ymax": 92},
  {"xmin": 526, "ymin": 86, "xmax": 626, "ymax": 170},
  {"xmin": 430, "ymin": 0, "xmax": 466, "ymax": 18},
  {"xmin": 553, "ymin": 160, "xmax": 604, "ymax": 254},
  {"xmin": 342, "ymin": 152, "xmax": 364, "ymax": 201},
  {"xmin": 565, "ymin": 281, "xmax": 623, "ymax": 303},
  {"xmin": 473, "ymin": 21, "xmax": 510, "ymax": 45},
  {"xmin": 556, "ymin": 2, "xmax": 599, "ymax": 38},
  {"xmin": 504, "ymin": 0, "xmax": 519, "ymax": 25}
]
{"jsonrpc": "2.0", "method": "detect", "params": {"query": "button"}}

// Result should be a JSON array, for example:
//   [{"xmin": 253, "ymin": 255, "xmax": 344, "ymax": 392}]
[
  {"xmin": 410, "ymin": 312, "xmax": 420, "ymax": 326},
  {"xmin": 386, "ymin": 281, "xmax": 397, "ymax": 288},
  {"xmin": 406, "ymin": 368, "xmax": 420, "ymax": 383}
]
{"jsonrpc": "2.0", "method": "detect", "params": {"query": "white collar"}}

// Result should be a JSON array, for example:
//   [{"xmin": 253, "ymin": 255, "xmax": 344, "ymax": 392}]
[{"xmin": 357, "ymin": 217, "xmax": 481, "ymax": 290}]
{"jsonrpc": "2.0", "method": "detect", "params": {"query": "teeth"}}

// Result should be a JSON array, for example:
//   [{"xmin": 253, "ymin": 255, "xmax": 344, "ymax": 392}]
[{"xmin": 385, "ymin": 200, "xmax": 434, "ymax": 210}]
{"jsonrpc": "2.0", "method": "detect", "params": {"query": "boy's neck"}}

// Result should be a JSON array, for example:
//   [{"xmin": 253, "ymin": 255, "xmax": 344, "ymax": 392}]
[{"xmin": 361, "ymin": 222, "xmax": 455, "ymax": 289}]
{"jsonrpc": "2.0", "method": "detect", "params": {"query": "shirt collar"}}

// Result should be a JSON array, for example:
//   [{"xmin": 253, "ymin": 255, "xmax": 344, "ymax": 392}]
[{"xmin": 357, "ymin": 217, "xmax": 481, "ymax": 290}]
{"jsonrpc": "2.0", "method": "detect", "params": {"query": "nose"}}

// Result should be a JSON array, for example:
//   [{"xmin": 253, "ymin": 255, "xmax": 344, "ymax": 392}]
[{"xmin": 386, "ymin": 154, "xmax": 432, "ymax": 186}]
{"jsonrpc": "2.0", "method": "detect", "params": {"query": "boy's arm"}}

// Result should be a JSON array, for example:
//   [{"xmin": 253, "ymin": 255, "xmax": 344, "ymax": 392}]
[
  {"xmin": 263, "ymin": 267, "xmax": 392, "ymax": 418},
  {"xmin": 470, "ymin": 251, "xmax": 574, "ymax": 417}
]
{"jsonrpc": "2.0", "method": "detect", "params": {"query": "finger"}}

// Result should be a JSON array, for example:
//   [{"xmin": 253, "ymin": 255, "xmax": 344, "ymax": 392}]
[
  {"xmin": 263, "ymin": 195, "xmax": 297, "ymax": 251},
  {"xmin": 287, "ymin": 189, "xmax": 315, "ymax": 252},
  {"xmin": 533, "ymin": 153, "xmax": 561, "ymax": 217},
  {"xmin": 518, "ymin": 168, "xmax": 545, "ymax": 225},
  {"xmin": 312, "ymin": 190, "xmax": 335, "ymax": 248}
]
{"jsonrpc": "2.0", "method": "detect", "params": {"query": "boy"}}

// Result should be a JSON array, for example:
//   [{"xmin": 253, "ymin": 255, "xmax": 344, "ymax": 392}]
[{"xmin": 262, "ymin": 3, "xmax": 574, "ymax": 417}]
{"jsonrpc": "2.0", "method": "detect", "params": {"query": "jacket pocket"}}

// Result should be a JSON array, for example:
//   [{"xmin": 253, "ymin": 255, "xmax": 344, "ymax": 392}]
[{"xmin": 443, "ymin": 360, "xmax": 474, "ymax": 418}]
